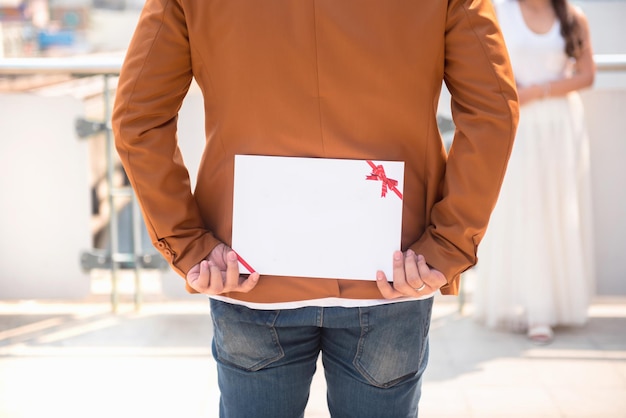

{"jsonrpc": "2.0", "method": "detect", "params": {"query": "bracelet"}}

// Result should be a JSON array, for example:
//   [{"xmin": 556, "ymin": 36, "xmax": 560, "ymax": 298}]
[{"xmin": 543, "ymin": 82, "xmax": 551, "ymax": 98}]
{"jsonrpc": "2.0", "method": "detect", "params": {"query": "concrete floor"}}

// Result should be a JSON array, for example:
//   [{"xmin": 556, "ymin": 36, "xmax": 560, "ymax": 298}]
[{"xmin": 1, "ymin": 293, "xmax": 625, "ymax": 418}]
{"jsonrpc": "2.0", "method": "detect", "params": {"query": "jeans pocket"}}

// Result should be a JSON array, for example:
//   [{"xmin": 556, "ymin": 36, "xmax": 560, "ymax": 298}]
[
  {"xmin": 210, "ymin": 299, "xmax": 284, "ymax": 372},
  {"xmin": 354, "ymin": 299, "xmax": 433, "ymax": 388}
]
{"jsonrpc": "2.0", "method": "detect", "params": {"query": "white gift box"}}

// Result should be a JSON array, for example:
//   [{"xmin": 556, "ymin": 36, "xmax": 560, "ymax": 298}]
[{"xmin": 232, "ymin": 155, "xmax": 404, "ymax": 280}]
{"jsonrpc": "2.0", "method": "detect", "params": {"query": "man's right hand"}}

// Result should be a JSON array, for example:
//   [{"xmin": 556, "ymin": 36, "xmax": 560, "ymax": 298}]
[{"xmin": 186, "ymin": 243, "xmax": 260, "ymax": 295}]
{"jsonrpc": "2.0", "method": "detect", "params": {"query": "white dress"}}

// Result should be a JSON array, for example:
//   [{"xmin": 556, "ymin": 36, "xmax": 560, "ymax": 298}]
[{"xmin": 472, "ymin": 0, "xmax": 594, "ymax": 331}]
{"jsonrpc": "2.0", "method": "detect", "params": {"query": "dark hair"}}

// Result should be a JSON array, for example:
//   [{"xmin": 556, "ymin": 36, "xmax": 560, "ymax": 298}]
[{"xmin": 552, "ymin": 0, "xmax": 583, "ymax": 58}]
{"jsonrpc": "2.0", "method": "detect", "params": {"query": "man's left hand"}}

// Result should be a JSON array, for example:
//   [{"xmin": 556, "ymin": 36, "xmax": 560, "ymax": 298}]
[{"xmin": 375, "ymin": 249, "xmax": 447, "ymax": 299}]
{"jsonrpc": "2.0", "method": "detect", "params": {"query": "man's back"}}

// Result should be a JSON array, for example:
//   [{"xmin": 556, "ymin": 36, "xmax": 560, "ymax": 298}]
[{"xmin": 113, "ymin": 0, "xmax": 518, "ymax": 304}]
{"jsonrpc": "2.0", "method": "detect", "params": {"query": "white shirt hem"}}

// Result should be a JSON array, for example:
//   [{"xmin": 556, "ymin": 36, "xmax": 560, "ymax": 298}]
[{"xmin": 208, "ymin": 294, "xmax": 435, "ymax": 310}]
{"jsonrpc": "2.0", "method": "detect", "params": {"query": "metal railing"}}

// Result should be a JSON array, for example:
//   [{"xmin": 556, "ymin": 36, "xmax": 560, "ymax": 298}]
[
  {"xmin": 2, "ymin": 53, "xmax": 625, "ymax": 74},
  {"xmin": 594, "ymin": 54, "xmax": 626, "ymax": 71},
  {"xmin": 1, "ymin": 53, "xmax": 625, "ymax": 313},
  {"xmin": 1, "ymin": 54, "xmax": 152, "ymax": 313}
]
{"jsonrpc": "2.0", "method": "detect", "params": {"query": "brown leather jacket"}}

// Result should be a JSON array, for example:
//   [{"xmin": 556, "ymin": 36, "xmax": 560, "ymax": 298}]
[{"xmin": 113, "ymin": 0, "xmax": 519, "ymax": 303}]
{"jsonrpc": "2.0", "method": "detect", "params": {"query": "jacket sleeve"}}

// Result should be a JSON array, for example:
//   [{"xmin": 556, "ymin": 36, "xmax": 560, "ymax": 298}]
[
  {"xmin": 411, "ymin": 0, "xmax": 519, "ymax": 295},
  {"xmin": 112, "ymin": 0, "xmax": 221, "ymax": 279}
]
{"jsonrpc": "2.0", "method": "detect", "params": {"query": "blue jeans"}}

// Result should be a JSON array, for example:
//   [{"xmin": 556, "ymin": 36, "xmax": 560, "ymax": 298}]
[{"xmin": 210, "ymin": 298, "xmax": 433, "ymax": 418}]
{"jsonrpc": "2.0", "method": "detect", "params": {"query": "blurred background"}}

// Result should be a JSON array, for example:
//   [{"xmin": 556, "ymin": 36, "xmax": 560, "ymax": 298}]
[{"xmin": 0, "ymin": 1, "xmax": 625, "ymax": 417}]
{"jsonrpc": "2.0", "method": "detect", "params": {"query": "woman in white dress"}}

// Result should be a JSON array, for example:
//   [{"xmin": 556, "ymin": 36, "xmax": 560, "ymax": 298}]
[{"xmin": 473, "ymin": 0, "xmax": 596, "ymax": 343}]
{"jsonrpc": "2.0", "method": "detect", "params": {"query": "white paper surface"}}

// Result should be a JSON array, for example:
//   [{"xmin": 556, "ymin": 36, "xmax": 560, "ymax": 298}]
[{"xmin": 231, "ymin": 155, "xmax": 404, "ymax": 280}]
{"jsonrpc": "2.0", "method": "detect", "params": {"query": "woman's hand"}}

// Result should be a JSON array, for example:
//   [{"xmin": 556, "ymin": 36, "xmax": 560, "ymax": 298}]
[{"xmin": 517, "ymin": 84, "xmax": 545, "ymax": 106}]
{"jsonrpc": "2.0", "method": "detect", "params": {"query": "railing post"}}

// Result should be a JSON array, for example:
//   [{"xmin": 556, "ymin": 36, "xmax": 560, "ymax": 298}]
[
  {"xmin": 102, "ymin": 74, "xmax": 121, "ymax": 312},
  {"xmin": 103, "ymin": 73, "xmax": 145, "ymax": 313},
  {"xmin": 132, "ymin": 193, "xmax": 143, "ymax": 311}
]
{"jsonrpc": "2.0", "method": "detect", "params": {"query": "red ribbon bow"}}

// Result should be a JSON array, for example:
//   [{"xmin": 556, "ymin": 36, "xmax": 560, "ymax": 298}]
[{"xmin": 365, "ymin": 160, "xmax": 403, "ymax": 199}]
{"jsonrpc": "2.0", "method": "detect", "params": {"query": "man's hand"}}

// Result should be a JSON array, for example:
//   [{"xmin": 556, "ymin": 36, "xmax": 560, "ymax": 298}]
[
  {"xmin": 186, "ymin": 243, "xmax": 260, "ymax": 295},
  {"xmin": 375, "ymin": 249, "xmax": 447, "ymax": 299}
]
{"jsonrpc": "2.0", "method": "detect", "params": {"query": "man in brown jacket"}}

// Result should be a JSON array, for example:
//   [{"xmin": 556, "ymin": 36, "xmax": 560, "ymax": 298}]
[{"xmin": 113, "ymin": 0, "xmax": 518, "ymax": 416}]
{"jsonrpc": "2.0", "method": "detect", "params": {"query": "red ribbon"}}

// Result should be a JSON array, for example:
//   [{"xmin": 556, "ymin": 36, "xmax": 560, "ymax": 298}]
[
  {"xmin": 234, "ymin": 251, "xmax": 256, "ymax": 274},
  {"xmin": 365, "ymin": 160, "xmax": 403, "ymax": 199}
]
